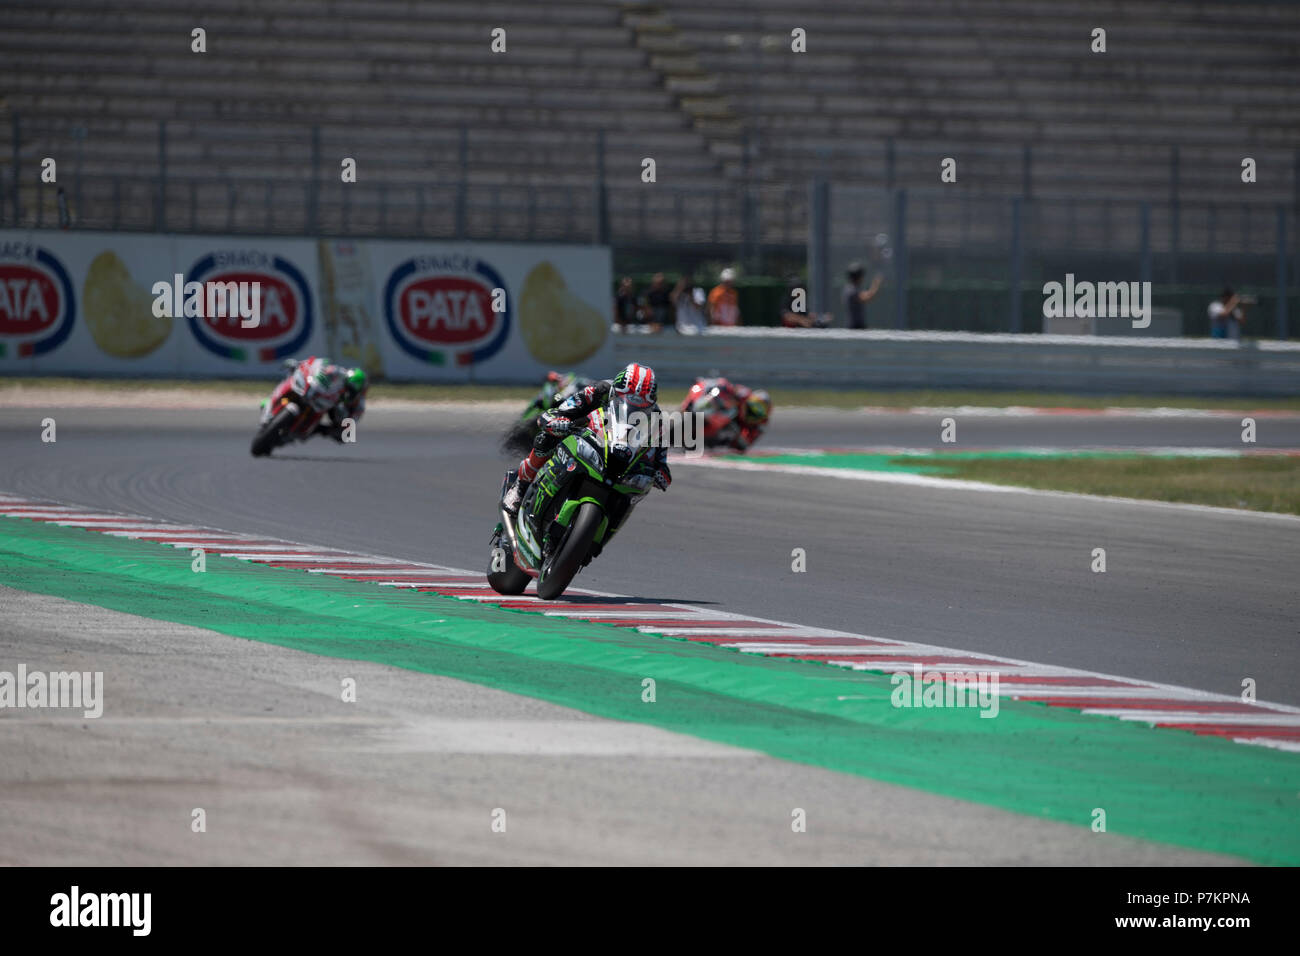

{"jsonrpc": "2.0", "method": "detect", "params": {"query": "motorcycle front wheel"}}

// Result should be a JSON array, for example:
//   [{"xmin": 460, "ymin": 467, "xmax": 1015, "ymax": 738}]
[
  {"xmin": 536, "ymin": 501, "xmax": 602, "ymax": 600},
  {"xmin": 250, "ymin": 406, "xmax": 297, "ymax": 457}
]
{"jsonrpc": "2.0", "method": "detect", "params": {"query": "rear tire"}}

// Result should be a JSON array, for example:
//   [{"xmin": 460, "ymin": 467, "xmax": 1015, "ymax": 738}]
[
  {"xmin": 537, "ymin": 501, "xmax": 602, "ymax": 600},
  {"xmin": 487, "ymin": 542, "xmax": 531, "ymax": 595},
  {"xmin": 251, "ymin": 407, "xmax": 295, "ymax": 457}
]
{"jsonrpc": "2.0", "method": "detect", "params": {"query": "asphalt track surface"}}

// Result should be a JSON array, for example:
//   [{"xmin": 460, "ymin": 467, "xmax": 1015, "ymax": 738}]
[
  {"xmin": 1, "ymin": 403, "xmax": 1297, "ymax": 864},
  {"xmin": 3, "ymin": 405, "xmax": 1298, "ymax": 704}
]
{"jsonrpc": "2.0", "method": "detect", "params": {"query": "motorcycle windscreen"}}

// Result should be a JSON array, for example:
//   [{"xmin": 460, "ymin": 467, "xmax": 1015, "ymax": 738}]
[{"xmin": 605, "ymin": 394, "xmax": 655, "ymax": 461}]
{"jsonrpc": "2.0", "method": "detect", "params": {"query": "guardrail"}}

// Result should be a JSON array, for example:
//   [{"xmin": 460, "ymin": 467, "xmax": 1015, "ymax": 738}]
[{"xmin": 614, "ymin": 328, "xmax": 1300, "ymax": 396}]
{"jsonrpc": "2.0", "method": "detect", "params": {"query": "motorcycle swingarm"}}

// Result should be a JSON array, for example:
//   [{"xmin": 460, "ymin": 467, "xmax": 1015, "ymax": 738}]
[{"xmin": 497, "ymin": 508, "xmax": 540, "ymax": 579}]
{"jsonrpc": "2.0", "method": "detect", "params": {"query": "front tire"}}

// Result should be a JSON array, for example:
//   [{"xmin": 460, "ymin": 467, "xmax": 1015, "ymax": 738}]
[
  {"xmin": 251, "ymin": 406, "xmax": 296, "ymax": 457},
  {"xmin": 537, "ymin": 501, "xmax": 602, "ymax": 600}
]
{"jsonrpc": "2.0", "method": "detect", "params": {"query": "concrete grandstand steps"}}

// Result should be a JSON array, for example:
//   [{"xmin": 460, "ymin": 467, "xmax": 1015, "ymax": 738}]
[
  {"xmin": 747, "ymin": 108, "xmax": 1279, "ymax": 148},
  {"xmin": 18, "ymin": 124, "xmax": 713, "ymax": 170},
  {"xmin": 5, "ymin": 73, "xmax": 678, "ymax": 112},
  {"xmin": 6, "ymin": 3, "xmax": 627, "ymax": 38},
  {"xmin": 697, "ymin": 49, "xmax": 1000, "ymax": 78},
  {"xmin": 664, "ymin": 0, "xmax": 1295, "ymax": 26},
  {"xmin": 5, "ymin": 0, "xmax": 731, "ymax": 214},
  {"xmin": 617, "ymin": 2, "xmax": 741, "ymax": 173},
  {"xmin": 18, "ymin": 90, "xmax": 698, "ymax": 134},
  {"xmin": 8, "ymin": 33, "xmax": 649, "ymax": 80},
  {"xmin": 10, "ymin": 31, "xmax": 639, "ymax": 66},
  {"xmin": 3, "ymin": 0, "xmax": 1292, "ymax": 247},
  {"xmin": 54, "ymin": 80, "xmax": 1230, "ymax": 148},
  {"xmin": 1003, "ymin": 79, "xmax": 1300, "ymax": 110},
  {"xmin": 734, "ymin": 70, "xmax": 1300, "ymax": 113},
  {"xmin": 6, "ymin": 51, "xmax": 658, "ymax": 88}
]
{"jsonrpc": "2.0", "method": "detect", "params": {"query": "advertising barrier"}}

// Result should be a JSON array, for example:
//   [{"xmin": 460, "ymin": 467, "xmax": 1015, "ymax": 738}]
[
  {"xmin": 617, "ymin": 327, "xmax": 1300, "ymax": 396},
  {"xmin": 0, "ymin": 230, "xmax": 613, "ymax": 382}
]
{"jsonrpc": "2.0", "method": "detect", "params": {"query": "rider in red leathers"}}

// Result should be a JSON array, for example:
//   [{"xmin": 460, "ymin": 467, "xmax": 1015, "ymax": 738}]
[
  {"xmin": 260, "ymin": 356, "xmax": 368, "ymax": 443},
  {"xmin": 682, "ymin": 377, "xmax": 771, "ymax": 452}
]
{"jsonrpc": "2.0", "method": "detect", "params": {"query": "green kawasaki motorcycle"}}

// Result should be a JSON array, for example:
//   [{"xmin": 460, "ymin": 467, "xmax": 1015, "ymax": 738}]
[{"xmin": 489, "ymin": 392, "xmax": 660, "ymax": 600}]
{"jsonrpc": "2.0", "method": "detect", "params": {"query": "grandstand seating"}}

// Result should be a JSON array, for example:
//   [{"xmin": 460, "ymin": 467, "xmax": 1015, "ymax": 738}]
[{"xmin": 1, "ymin": 0, "xmax": 1295, "ymax": 254}]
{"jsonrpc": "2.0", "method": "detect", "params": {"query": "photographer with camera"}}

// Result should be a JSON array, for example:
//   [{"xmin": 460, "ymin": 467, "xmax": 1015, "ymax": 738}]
[{"xmin": 1208, "ymin": 287, "xmax": 1254, "ymax": 340}]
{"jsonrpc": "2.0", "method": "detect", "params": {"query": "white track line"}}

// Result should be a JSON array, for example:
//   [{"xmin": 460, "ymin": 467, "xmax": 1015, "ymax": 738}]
[
  {"xmin": 1242, "ymin": 739, "xmax": 1300, "ymax": 753},
  {"xmin": 676, "ymin": 457, "xmax": 1300, "ymax": 524},
  {"xmin": 1088, "ymin": 711, "xmax": 1300, "ymax": 725}
]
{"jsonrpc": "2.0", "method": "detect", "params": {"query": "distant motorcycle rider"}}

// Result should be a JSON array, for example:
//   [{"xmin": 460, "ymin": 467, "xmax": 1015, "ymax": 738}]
[
  {"xmin": 502, "ymin": 362, "xmax": 672, "ymax": 513},
  {"xmin": 314, "ymin": 364, "xmax": 368, "ymax": 442},
  {"xmin": 267, "ymin": 356, "xmax": 368, "ymax": 442},
  {"xmin": 533, "ymin": 370, "xmax": 592, "ymax": 415},
  {"xmin": 695, "ymin": 376, "xmax": 771, "ymax": 452}
]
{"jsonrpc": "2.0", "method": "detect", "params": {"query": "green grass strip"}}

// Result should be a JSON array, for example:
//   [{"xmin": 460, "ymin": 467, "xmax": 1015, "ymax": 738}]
[
  {"xmin": 2, "ymin": 516, "xmax": 1298, "ymax": 862},
  {"xmin": 743, "ymin": 450, "xmax": 1159, "ymax": 474},
  {"xmin": 744, "ymin": 451, "xmax": 1300, "ymax": 515}
]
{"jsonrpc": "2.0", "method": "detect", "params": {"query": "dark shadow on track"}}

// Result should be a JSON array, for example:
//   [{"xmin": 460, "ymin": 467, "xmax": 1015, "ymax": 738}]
[
  {"xmin": 545, "ymin": 594, "xmax": 720, "ymax": 607},
  {"xmin": 263, "ymin": 455, "xmax": 398, "ymax": 464}
]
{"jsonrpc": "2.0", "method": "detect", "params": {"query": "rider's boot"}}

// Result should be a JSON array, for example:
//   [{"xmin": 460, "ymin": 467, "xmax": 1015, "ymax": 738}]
[
  {"xmin": 503, "ymin": 450, "xmax": 546, "ymax": 514},
  {"xmin": 502, "ymin": 478, "xmax": 528, "ymax": 514}
]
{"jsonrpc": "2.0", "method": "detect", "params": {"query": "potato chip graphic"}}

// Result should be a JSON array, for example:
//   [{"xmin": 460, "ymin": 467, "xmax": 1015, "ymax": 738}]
[
  {"xmin": 519, "ymin": 261, "xmax": 607, "ymax": 365},
  {"xmin": 83, "ymin": 251, "xmax": 171, "ymax": 358}
]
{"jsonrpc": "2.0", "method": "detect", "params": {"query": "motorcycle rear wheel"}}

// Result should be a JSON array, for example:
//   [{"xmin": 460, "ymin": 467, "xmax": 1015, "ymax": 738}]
[{"xmin": 487, "ymin": 541, "xmax": 531, "ymax": 595}]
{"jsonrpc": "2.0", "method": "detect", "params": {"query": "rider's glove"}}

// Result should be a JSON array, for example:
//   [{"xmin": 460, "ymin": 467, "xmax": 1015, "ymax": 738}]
[{"xmin": 541, "ymin": 412, "xmax": 574, "ymax": 436}]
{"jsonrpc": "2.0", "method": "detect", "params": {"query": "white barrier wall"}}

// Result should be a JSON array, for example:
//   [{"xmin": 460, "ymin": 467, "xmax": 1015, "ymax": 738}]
[
  {"xmin": 0, "ymin": 230, "xmax": 613, "ymax": 382},
  {"xmin": 617, "ymin": 328, "xmax": 1300, "ymax": 396}
]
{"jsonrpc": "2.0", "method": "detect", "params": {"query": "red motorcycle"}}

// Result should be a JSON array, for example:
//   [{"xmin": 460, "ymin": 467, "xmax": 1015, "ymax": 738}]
[
  {"xmin": 680, "ymin": 377, "xmax": 772, "ymax": 452},
  {"xmin": 250, "ymin": 357, "xmax": 346, "ymax": 457}
]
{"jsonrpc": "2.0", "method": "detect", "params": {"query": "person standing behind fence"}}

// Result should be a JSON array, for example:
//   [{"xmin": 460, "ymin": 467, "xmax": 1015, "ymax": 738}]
[
  {"xmin": 673, "ymin": 280, "xmax": 708, "ymax": 334},
  {"xmin": 614, "ymin": 276, "xmax": 641, "ymax": 331},
  {"xmin": 643, "ymin": 272, "xmax": 671, "ymax": 332},
  {"xmin": 781, "ymin": 276, "xmax": 831, "ymax": 328},
  {"xmin": 1208, "ymin": 287, "xmax": 1251, "ymax": 340},
  {"xmin": 843, "ymin": 262, "xmax": 883, "ymax": 330},
  {"xmin": 707, "ymin": 268, "xmax": 742, "ymax": 326}
]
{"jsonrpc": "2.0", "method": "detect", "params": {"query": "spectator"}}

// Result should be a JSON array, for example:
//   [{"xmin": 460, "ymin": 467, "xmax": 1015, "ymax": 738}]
[
  {"xmin": 614, "ymin": 276, "xmax": 640, "ymax": 331},
  {"xmin": 643, "ymin": 272, "xmax": 672, "ymax": 332},
  {"xmin": 1208, "ymin": 287, "xmax": 1251, "ymax": 340},
  {"xmin": 673, "ymin": 280, "xmax": 708, "ymax": 334},
  {"xmin": 780, "ymin": 276, "xmax": 831, "ymax": 328},
  {"xmin": 707, "ymin": 267, "xmax": 741, "ymax": 326},
  {"xmin": 843, "ymin": 261, "xmax": 883, "ymax": 330}
]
